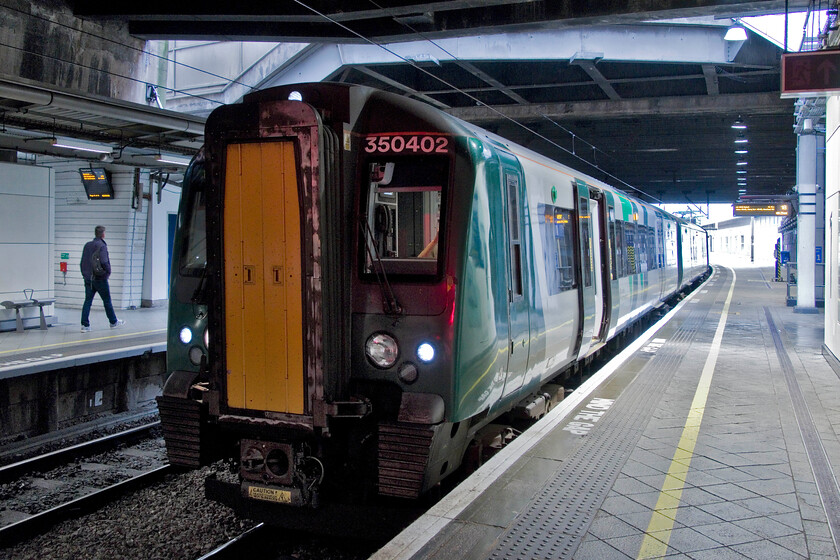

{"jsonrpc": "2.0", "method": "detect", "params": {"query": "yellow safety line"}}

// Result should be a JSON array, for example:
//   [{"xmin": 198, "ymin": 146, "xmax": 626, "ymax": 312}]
[
  {"xmin": 637, "ymin": 267, "xmax": 736, "ymax": 559},
  {"xmin": 0, "ymin": 328, "xmax": 166, "ymax": 355}
]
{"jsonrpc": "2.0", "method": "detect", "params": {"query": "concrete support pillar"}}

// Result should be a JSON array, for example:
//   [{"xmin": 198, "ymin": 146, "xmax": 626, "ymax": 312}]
[{"xmin": 795, "ymin": 133, "xmax": 821, "ymax": 313}]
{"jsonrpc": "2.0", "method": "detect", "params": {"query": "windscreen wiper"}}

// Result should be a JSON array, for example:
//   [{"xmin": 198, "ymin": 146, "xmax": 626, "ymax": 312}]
[{"xmin": 361, "ymin": 219, "xmax": 402, "ymax": 315}]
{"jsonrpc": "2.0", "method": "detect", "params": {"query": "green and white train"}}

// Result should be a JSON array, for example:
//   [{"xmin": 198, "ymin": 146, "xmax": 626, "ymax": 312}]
[{"xmin": 159, "ymin": 82, "xmax": 709, "ymax": 516}]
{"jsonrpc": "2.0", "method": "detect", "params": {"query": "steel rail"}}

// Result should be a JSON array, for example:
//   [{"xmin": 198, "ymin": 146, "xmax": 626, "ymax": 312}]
[
  {"xmin": 196, "ymin": 523, "xmax": 268, "ymax": 560},
  {"xmin": 0, "ymin": 464, "xmax": 172, "ymax": 548},
  {"xmin": 0, "ymin": 421, "xmax": 160, "ymax": 484}
]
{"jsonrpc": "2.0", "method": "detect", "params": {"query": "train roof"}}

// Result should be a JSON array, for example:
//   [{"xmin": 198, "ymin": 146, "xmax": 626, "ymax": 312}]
[{"xmin": 237, "ymin": 82, "xmax": 703, "ymax": 232}]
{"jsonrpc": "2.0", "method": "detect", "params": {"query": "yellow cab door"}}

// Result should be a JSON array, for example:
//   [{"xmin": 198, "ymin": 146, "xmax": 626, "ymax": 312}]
[{"xmin": 223, "ymin": 141, "xmax": 305, "ymax": 414}]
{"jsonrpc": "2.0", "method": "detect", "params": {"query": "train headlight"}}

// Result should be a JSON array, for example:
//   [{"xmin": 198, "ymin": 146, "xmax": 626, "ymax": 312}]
[
  {"xmin": 203, "ymin": 328, "xmax": 209, "ymax": 349},
  {"xmin": 179, "ymin": 327, "xmax": 192, "ymax": 345},
  {"xmin": 366, "ymin": 333, "xmax": 399, "ymax": 369},
  {"xmin": 417, "ymin": 342, "xmax": 435, "ymax": 363}
]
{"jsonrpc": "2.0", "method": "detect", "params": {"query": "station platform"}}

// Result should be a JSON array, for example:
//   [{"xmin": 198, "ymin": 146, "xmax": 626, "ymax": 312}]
[
  {"xmin": 0, "ymin": 305, "xmax": 167, "ymax": 380},
  {"xmin": 374, "ymin": 264, "xmax": 840, "ymax": 560}
]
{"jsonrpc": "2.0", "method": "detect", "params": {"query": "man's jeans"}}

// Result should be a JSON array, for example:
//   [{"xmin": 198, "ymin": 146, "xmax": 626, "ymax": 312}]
[{"xmin": 81, "ymin": 277, "xmax": 118, "ymax": 327}]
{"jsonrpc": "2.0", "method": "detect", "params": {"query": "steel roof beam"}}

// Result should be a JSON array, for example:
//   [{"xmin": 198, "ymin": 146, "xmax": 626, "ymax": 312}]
[
  {"xmin": 258, "ymin": 24, "xmax": 753, "ymax": 93},
  {"xmin": 446, "ymin": 91, "xmax": 791, "ymax": 123}
]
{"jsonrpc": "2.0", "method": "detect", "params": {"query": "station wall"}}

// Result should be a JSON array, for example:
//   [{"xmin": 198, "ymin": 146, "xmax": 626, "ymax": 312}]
[
  {"xmin": 1, "ymin": 156, "xmax": 183, "ymax": 331},
  {"xmin": 49, "ymin": 159, "xmax": 150, "ymax": 317},
  {"xmin": 0, "ymin": 162, "xmax": 55, "ymax": 329},
  {"xmin": 706, "ymin": 216, "xmax": 782, "ymax": 267}
]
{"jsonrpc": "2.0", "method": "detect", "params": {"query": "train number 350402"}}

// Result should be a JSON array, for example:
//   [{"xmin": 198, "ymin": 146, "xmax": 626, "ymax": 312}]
[{"xmin": 364, "ymin": 135, "xmax": 449, "ymax": 154}]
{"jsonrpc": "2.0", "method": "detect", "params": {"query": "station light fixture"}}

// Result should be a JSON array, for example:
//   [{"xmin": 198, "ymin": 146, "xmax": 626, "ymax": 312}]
[
  {"xmin": 51, "ymin": 136, "xmax": 113, "ymax": 155},
  {"xmin": 156, "ymin": 153, "xmax": 191, "ymax": 166},
  {"xmin": 735, "ymin": 149, "xmax": 748, "ymax": 154},
  {"xmin": 734, "ymin": 135, "xmax": 748, "ymax": 144},
  {"xmin": 737, "ymin": 170, "xmax": 747, "ymax": 174},
  {"xmin": 724, "ymin": 21, "xmax": 748, "ymax": 42},
  {"xmin": 731, "ymin": 117, "xmax": 747, "ymax": 130},
  {"xmin": 737, "ymin": 160, "xmax": 748, "ymax": 166}
]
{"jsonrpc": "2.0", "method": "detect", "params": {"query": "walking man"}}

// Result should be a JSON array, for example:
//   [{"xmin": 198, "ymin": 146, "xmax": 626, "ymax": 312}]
[{"xmin": 80, "ymin": 225, "xmax": 125, "ymax": 332}]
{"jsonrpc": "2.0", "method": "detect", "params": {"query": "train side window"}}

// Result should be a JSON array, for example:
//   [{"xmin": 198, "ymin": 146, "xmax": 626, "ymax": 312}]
[
  {"xmin": 636, "ymin": 223, "xmax": 647, "ymax": 273},
  {"xmin": 506, "ymin": 173, "xmax": 523, "ymax": 298},
  {"xmin": 615, "ymin": 221, "xmax": 626, "ymax": 278},
  {"xmin": 656, "ymin": 216, "xmax": 665, "ymax": 268},
  {"xmin": 538, "ymin": 204, "xmax": 575, "ymax": 294},
  {"xmin": 578, "ymin": 196, "xmax": 592, "ymax": 287},
  {"xmin": 626, "ymin": 222, "xmax": 637, "ymax": 275},
  {"xmin": 178, "ymin": 159, "xmax": 207, "ymax": 276},
  {"xmin": 646, "ymin": 227, "xmax": 655, "ymax": 270}
]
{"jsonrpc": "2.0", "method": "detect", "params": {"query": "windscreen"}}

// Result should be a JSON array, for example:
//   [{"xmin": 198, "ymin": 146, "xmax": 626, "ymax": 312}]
[
  {"xmin": 178, "ymin": 158, "xmax": 207, "ymax": 276},
  {"xmin": 363, "ymin": 156, "xmax": 448, "ymax": 277}
]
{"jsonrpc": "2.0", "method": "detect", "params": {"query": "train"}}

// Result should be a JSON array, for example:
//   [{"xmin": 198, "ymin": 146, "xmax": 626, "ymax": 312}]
[{"xmin": 157, "ymin": 82, "xmax": 708, "ymax": 519}]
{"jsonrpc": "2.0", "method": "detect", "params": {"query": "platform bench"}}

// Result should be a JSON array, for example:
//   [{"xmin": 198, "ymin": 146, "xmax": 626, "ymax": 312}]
[
  {"xmin": 1, "ymin": 299, "xmax": 36, "ymax": 332},
  {"xmin": 33, "ymin": 298, "xmax": 56, "ymax": 330},
  {"xmin": 1, "ymin": 298, "xmax": 55, "ymax": 332}
]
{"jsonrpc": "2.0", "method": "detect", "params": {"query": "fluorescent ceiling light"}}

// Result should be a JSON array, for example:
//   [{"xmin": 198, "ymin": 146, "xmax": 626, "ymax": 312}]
[
  {"xmin": 737, "ymin": 161, "xmax": 748, "ymax": 166},
  {"xmin": 734, "ymin": 138, "xmax": 748, "ymax": 144},
  {"xmin": 735, "ymin": 150, "xmax": 748, "ymax": 154},
  {"xmin": 156, "ymin": 154, "xmax": 191, "ymax": 166},
  {"xmin": 724, "ymin": 25, "xmax": 748, "ymax": 41},
  {"xmin": 731, "ymin": 118, "xmax": 747, "ymax": 130},
  {"xmin": 51, "ymin": 137, "xmax": 112, "ymax": 154},
  {"xmin": 737, "ymin": 170, "xmax": 747, "ymax": 174}
]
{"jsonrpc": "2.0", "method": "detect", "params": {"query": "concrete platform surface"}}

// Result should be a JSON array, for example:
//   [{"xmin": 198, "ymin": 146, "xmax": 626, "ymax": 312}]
[
  {"xmin": 0, "ymin": 305, "xmax": 167, "ymax": 379},
  {"xmin": 374, "ymin": 264, "xmax": 840, "ymax": 560}
]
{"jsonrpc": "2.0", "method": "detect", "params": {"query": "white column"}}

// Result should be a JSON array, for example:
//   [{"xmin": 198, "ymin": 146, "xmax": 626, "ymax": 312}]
[{"xmin": 796, "ymin": 133, "xmax": 819, "ymax": 313}]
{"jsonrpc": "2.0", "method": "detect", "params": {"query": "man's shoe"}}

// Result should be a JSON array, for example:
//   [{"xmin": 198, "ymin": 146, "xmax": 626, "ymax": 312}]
[
  {"xmin": 110, "ymin": 319, "xmax": 126, "ymax": 329},
  {"xmin": 80, "ymin": 326, "xmax": 91, "ymax": 332}
]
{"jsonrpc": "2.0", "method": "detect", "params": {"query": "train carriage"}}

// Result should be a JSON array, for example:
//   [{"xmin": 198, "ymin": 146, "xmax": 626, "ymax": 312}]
[{"xmin": 159, "ymin": 82, "xmax": 709, "ymax": 517}]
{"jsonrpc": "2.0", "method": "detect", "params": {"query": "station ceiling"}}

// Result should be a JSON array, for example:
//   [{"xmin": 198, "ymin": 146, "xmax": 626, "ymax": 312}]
[{"xmin": 1, "ymin": 1, "xmax": 818, "ymax": 207}]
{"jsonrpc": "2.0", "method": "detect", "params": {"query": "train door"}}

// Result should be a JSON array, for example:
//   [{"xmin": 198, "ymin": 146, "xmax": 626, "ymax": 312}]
[
  {"xmin": 606, "ymin": 195, "xmax": 621, "ymax": 336},
  {"xmin": 502, "ymin": 168, "xmax": 530, "ymax": 397},
  {"xmin": 223, "ymin": 141, "xmax": 305, "ymax": 415},
  {"xmin": 590, "ymin": 192, "xmax": 610, "ymax": 344},
  {"xmin": 656, "ymin": 214, "xmax": 666, "ymax": 299},
  {"xmin": 575, "ymin": 180, "xmax": 598, "ymax": 357}
]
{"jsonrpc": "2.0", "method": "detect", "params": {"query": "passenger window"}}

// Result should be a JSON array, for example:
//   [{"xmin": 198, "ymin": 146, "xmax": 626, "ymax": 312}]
[
  {"xmin": 625, "ymin": 222, "xmax": 637, "ymax": 275},
  {"xmin": 579, "ymin": 196, "xmax": 592, "ymax": 287},
  {"xmin": 615, "ymin": 221, "xmax": 626, "ymax": 278},
  {"xmin": 539, "ymin": 204, "xmax": 576, "ymax": 294},
  {"xmin": 608, "ymin": 205, "xmax": 617, "ymax": 280}
]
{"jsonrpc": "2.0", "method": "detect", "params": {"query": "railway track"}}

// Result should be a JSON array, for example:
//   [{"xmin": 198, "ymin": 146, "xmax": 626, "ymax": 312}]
[
  {"xmin": 0, "ymin": 421, "xmax": 160, "ymax": 484},
  {"xmin": 0, "ymin": 420, "xmax": 167, "ymax": 547},
  {"xmin": 0, "ymin": 465, "xmax": 172, "ymax": 548}
]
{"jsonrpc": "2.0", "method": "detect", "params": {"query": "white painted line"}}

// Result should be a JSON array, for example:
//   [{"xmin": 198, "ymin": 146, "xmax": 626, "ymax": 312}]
[{"xmin": 371, "ymin": 273, "xmax": 713, "ymax": 560}]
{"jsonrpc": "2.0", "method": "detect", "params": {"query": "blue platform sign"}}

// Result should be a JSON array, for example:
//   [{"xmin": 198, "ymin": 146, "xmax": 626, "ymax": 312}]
[
  {"xmin": 816, "ymin": 246, "xmax": 823, "ymax": 264},
  {"xmin": 780, "ymin": 251, "xmax": 790, "ymax": 264}
]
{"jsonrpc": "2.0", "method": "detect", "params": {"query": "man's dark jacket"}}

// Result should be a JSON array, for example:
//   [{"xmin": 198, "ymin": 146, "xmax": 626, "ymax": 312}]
[{"xmin": 80, "ymin": 237, "xmax": 111, "ymax": 281}]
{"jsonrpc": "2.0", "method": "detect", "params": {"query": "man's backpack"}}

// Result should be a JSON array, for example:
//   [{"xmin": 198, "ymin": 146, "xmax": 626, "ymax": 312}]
[{"xmin": 91, "ymin": 246, "xmax": 106, "ymax": 277}]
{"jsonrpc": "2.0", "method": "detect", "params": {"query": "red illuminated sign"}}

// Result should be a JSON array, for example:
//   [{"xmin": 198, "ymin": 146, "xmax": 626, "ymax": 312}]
[{"xmin": 782, "ymin": 51, "xmax": 840, "ymax": 97}]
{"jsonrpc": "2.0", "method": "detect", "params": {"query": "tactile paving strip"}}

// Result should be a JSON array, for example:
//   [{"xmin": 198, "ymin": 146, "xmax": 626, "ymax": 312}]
[{"xmin": 490, "ymin": 288, "xmax": 720, "ymax": 559}]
